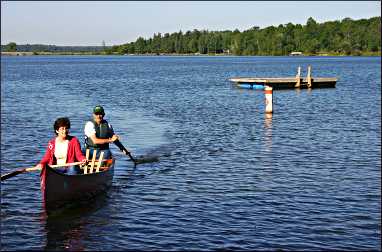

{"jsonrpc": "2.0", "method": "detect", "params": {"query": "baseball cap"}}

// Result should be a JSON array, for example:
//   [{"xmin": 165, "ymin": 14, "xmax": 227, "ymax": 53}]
[{"xmin": 93, "ymin": 105, "xmax": 105, "ymax": 115}]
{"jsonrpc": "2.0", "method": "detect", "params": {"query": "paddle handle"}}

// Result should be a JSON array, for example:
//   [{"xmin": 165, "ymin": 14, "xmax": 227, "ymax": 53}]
[
  {"xmin": 1, "ymin": 161, "xmax": 84, "ymax": 181},
  {"xmin": 25, "ymin": 167, "xmax": 42, "ymax": 172},
  {"xmin": 8, "ymin": 161, "xmax": 84, "ymax": 174},
  {"xmin": 50, "ymin": 161, "xmax": 84, "ymax": 168}
]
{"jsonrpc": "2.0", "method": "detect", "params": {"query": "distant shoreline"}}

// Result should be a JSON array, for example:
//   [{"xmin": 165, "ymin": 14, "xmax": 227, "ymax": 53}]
[
  {"xmin": 1, "ymin": 51, "xmax": 102, "ymax": 56},
  {"xmin": 1, "ymin": 51, "xmax": 380, "ymax": 57}
]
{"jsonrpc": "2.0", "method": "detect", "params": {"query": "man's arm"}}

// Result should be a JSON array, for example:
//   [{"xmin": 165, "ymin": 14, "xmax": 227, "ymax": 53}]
[
  {"xmin": 85, "ymin": 121, "xmax": 118, "ymax": 145},
  {"xmin": 89, "ymin": 134, "xmax": 118, "ymax": 145}
]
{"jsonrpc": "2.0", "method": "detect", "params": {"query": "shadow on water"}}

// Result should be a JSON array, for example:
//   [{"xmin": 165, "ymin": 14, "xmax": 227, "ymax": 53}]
[
  {"xmin": 133, "ymin": 153, "xmax": 160, "ymax": 165},
  {"xmin": 41, "ymin": 192, "xmax": 109, "ymax": 251}
]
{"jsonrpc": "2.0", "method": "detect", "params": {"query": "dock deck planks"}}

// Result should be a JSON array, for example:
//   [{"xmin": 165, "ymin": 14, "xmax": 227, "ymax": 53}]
[{"xmin": 229, "ymin": 77, "xmax": 337, "ymax": 89}]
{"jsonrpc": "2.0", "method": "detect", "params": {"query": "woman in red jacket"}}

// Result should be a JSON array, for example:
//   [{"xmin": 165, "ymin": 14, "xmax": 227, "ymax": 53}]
[{"xmin": 35, "ymin": 117, "xmax": 87, "ymax": 175}]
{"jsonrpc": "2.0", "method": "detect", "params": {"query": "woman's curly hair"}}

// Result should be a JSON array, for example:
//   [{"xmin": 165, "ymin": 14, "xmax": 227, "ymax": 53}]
[{"xmin": 53, "ymin": 117, "xmax": 71, "ymax": 135}]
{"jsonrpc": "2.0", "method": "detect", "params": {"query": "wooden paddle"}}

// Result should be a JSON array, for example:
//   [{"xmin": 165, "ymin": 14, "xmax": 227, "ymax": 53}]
[
  {"xmin": 123, "ymin": 147, "xmax": 141, "ymax": 166},
  {"xmin": 1, "ymin": 161, "xmax": 83, "ymax": 181},
  {"xmin": 125, "ymin": 149, "xmax": 138, "ymax": 164},
  {"xmin": 114, "ymin": 140, "xmax": 137, "ymax": 165}
]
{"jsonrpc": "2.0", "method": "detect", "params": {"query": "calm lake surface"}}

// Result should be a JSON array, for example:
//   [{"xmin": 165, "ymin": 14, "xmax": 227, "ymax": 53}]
[{"xmin": 1, "ymin": 56, "xmax": 381, "ymax": 251}]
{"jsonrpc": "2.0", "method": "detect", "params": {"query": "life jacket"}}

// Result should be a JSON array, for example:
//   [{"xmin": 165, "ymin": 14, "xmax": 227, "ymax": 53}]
[{"xmin": 85, "ymin": 119, "xmax": 112, "ymax": 150}]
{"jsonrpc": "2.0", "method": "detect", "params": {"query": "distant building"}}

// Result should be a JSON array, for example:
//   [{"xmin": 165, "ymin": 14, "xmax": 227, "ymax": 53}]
[
  {"xmin": 223, "ymin": 49, "xmax": 231, "ymax": 55},
  {"xmin": 290, "ymin": 51, "xmax": 303, "ymax": 56}
]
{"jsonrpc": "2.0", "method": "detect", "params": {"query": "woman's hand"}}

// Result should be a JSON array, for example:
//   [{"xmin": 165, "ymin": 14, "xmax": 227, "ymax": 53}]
[{"xmin": 80, "ymin": 158, "xmax": 88, "ymax": 166}]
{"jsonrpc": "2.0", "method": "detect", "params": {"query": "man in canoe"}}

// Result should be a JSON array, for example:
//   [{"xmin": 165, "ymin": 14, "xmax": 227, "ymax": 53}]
[
  {"xmin": 35, "ymin": 117, "xmax": 87, "ymax": 175},
  {"xmin": 84, "ymin": 105, "xmax": 131, "ymax": 160}
]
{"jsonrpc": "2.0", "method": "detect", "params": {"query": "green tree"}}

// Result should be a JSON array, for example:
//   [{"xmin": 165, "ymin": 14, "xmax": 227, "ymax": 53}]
[
  {"xmin": 152, "ymin": 33, "xmax": 162, "ymax": 54},
  {"xmin": 188, "ymin": 38, "xmax": 199, "ymax": 53},
  {"xmin": 135, "ymin": 37, "xmax": 146, "ymax": 54},
  {"xmin": 198, "ymin": 33, "xmax": 208, "ymax": 54},
  {"xmin": 5, "ymin": 42, "xmax": 17, "ymax": 52},
  {"xmin": 106, "ymin": 16, "xmax": 380, "ymax": 56}
]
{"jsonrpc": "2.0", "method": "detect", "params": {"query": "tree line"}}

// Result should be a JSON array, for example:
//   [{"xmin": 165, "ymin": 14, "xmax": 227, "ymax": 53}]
[
  {"xmin": 2, "ymin": 16, "xmax": 380, "ymax": 56},
  {"xmin": 1, "ymin": 43, "xmax": 107, "ymax": 53},
  {"xmin": 107, "ymin": 16, "xmax": 381, "ymax": 56}
]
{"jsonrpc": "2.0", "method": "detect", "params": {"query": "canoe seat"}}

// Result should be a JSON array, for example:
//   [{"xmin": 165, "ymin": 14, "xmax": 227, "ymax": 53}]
[{"xmin": 81, "ymin": 150, "xmax": 105, "ymax": 174}]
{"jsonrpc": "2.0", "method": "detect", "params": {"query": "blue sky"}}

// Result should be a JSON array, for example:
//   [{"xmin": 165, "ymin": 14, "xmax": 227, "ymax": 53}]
[{"xmin": 1, "ymin": 1, "xmax": 380, "ymax": 46}]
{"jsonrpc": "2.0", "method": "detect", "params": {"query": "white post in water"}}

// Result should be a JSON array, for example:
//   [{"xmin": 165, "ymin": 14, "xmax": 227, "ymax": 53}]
[
  {"xmin": 295, "ymin": 66, "xmax": 301, "ymax": 88},
  {"xmin": 264, "ymin": 84, "xmax": 273, "ymax": 113},
  {"xmin": 307, "ymin": 65, "xmax": 312, "ymax": 88}
]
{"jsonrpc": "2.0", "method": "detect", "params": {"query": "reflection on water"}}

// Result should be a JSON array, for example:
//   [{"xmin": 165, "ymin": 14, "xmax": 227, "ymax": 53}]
[
  {"xmin": 264, "ymin": 113, "xmax": 273, "ymax": 151},
  {"xmin": 45, "ymin": 217, "xmax": 86, "ymax": 251},
  {"xmin": 42, "ymin": 193, "xmax": 109, "ymax": 251}
]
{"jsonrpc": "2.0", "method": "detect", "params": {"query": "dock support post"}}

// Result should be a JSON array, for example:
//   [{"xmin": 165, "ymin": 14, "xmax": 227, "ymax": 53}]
[
  {"xmin": 307, "ymin": 65, "xmax": 312, "ymax": 88},
  {"xmin": 295, "ymin": 66, "xmax": 301, "ymax": 88},
  {"xmin": 264, "ymin": 84, "xmax": 273, "ymax": 114}
]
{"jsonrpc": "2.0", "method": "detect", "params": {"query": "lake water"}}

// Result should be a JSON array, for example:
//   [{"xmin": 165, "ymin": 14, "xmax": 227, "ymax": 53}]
[{"xmin": 1, "ymin": 56, "xmax": 381, "ymax": 251}]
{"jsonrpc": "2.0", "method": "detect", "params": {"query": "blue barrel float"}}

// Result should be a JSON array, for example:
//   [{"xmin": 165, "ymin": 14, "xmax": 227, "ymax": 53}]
[{"xmin": 237, "ymin": 83, "xmax": 264, "ymax": 90}]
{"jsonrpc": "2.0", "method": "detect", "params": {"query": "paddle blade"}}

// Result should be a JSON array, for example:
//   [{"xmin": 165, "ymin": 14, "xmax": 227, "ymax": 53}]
[{"xmin": 1, "ymin": 169, "xmax": 25, "ymax": 181}]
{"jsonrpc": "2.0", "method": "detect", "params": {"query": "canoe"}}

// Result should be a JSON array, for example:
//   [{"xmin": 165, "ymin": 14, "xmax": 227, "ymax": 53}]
[{"xmin": 40, "ymin": 158, "xmax": 115, "ymax": 210}]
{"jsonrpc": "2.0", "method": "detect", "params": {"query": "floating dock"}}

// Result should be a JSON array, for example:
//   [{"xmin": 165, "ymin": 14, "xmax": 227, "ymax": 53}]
[{"xmin": 229, "ymin": 66, "xmax": 338, "ymax": 90}]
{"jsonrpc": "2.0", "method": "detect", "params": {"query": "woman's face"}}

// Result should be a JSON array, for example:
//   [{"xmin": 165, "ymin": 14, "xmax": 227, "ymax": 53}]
[{"xmin": 56, "ymin": 126, "xmax": 69, "ymax": 138}]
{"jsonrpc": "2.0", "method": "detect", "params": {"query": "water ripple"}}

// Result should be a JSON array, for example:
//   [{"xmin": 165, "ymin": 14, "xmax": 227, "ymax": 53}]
[{"xmin": 1, "ymin": 56, "xmax": 380, "ymax": 251}]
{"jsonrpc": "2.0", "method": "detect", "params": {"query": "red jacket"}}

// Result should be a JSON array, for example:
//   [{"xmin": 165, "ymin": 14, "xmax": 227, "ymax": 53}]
[{"xmin": 39, "ymin": 135, "xmax": 86, "ymax": 167}]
